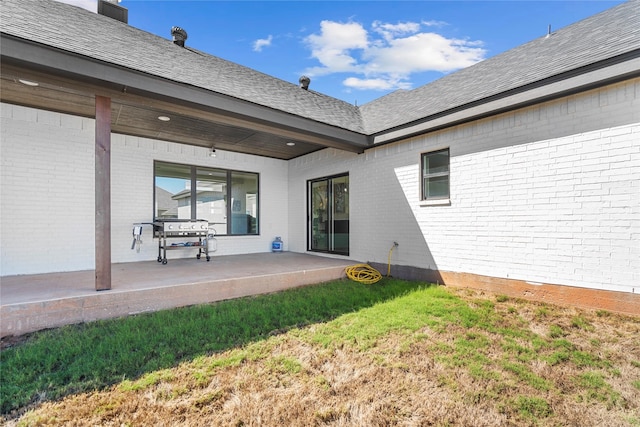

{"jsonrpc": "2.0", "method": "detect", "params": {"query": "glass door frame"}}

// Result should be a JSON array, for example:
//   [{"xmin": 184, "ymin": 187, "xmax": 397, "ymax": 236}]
[{"xmin": 307, "ymin": 173, "xmax": 349, "ymax": 256}]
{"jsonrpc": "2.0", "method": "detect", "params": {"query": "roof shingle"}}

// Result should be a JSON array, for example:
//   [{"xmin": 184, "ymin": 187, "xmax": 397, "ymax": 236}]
[
  {"xmin": 0, "ymin": 0, "xmax": 364, "ymax": 133},
  {"xmin": 2, "ymin": 0, "xmax": 639, "ymax": 137},
  {"xmin": 360, "ymin": 0, "xmax": 640, "ymax": 134}
]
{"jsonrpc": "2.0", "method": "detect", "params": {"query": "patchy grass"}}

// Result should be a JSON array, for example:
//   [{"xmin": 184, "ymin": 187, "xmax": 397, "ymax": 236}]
[
  {"xmin": 512, "ymin": 395, "xmax": 553, "ymax": 421},
  {"xmin": 1, "ymin": 279, "xmax": 639, "ymax": 426},
  {"xmin": 0, "ymin": 278, "xmax": 422, "ymax": 415}
]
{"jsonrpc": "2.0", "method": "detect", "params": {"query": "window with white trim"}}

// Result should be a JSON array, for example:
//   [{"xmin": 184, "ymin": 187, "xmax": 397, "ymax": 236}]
[{"xmin": 421, "ymin": 148, "xmax": 450, "ymax": 201}]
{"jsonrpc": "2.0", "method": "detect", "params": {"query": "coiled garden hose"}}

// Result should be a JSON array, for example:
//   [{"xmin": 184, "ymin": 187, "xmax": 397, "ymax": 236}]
[
  {"xmin": 345, "ymin": 264, "xmax": 382, "ymax": 285},
  {"xmin": 345, "ymin": 242, "xmax": 398, "ymax": 285}
]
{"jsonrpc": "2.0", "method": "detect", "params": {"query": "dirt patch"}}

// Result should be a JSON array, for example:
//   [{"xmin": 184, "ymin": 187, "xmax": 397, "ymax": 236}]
[{"xmin": 0, "ymin": 334, "xmax": 32, "ymax": 351}]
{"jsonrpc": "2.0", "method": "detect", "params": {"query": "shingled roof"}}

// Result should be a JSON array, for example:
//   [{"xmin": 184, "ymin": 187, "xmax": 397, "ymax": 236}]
[
  {"xmin": 2, "ymin": 0, "xmax": 639, "ymax": 142},
  {"xmin": 360, "ymin": 0, "xmax": 640, "ymax": 135},
  {"xmin": 0, "ymin": 0, "xmax": 364, "ymax": 133}
]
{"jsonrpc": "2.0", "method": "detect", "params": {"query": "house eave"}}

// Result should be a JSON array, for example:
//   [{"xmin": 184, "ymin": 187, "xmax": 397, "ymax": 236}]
[{"xmin": 0, "ymin": 34, "xmax": 369, "ymax": 158}]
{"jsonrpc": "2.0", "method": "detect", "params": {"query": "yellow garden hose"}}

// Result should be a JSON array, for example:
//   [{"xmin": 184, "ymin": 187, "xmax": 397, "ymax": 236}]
[
  {"xmin": 345, "ymin": 264, "xmax": 382, "ymax": 285},
  {"xmin": 345, "ymin": 242, "xmax": 398, "ymax": 285}
]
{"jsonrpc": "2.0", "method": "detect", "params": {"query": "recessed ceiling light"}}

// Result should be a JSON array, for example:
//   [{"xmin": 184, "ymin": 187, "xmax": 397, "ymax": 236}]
[
  {"xmin": 286, "ymin": 142, "xmax": 295, "ymax": 146},
  {"xmin": 157, "ymin": 115, "xmax": 170, "ymax": 122},
  {"xmin": 18, "ymin": 79, "xmax": 39, "ymax": 87}
]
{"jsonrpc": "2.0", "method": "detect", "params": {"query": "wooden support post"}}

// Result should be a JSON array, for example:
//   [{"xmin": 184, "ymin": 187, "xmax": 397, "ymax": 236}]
[{"xmin": 95, "ymin": 95, "xmax": 112, "ymax": 291}]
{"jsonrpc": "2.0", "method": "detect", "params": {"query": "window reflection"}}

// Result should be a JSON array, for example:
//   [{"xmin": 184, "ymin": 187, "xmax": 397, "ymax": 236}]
[{"xmin": 154, "ymin": 161, "xmax": 259, "ymax": 235}]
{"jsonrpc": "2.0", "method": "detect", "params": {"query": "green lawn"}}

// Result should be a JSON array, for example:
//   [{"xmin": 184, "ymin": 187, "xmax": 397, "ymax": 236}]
[
  {"xmin": 2, "ymin": 278, "xmax": 639, "ymax": 426},
  {"xmin": 0, "ymin": 278, "xmax": 426, "ymax": 415}
]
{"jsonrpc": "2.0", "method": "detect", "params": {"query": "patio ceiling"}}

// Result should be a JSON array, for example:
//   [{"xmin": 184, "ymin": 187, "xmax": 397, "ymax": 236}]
[{"xmin": 0, "ymin": 60, "xmax": 368, "ymax": 161}]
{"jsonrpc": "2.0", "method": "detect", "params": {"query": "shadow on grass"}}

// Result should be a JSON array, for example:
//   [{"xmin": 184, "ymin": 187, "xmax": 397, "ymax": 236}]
[{"xmin": 0, "ymin": 278, "xmax": 432, "ymax": 414}]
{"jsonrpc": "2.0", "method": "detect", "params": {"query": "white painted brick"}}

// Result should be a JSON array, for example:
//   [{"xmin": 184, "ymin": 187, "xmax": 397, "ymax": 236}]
[
  {"xmin": 1, "ymin": 103, "xmax": 290, "ymax": 275},
  {"xmin": 3, "ymin": 78, "xmax": 639, "ymax": 296},
  {"xmin": 287, "ymin": 79, "xmax": 639, "ymax": 294},
  {"xmin": 1, "ymin": 108, "xmax": 95, "ymax": 275}
]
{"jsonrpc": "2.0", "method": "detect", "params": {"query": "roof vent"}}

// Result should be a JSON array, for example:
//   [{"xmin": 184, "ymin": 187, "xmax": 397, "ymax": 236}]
[
  {"xmin": 299, "ymin": 75, "xmax": 311, "ymax": 90},
  {"xmin": 97, "ymin": 0, "xmax": 128, "ymax": 23},
  {"xmin": 171, "ymin": 26, "xmax": 188, "ymax": 47}
]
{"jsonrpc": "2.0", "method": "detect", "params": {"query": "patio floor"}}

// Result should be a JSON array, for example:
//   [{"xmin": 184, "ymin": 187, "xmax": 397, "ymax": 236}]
[{"xmin": 0, "ymin": 252, "xmax": 356, "ymax": 338}]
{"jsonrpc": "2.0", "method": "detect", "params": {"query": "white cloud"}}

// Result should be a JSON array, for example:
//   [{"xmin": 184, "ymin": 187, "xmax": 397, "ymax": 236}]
[
  {"xmin": 253, "ymin": 35, "xmax": 273, "ymax": 52},
  {"xmin": 304, "ymin": 21, "xmax": 368, "ymax": 74},
  {"xmin": 364, "ymin": 32, "xmax": 485, "ymax": 74},
  {"xmin": 422, "ymin": 20, "xmax": 448, "ymax": 28},
  {"xmin": 54, "ymin": 0, "xmax": 97, "ymax": 12},
  {"xmin": 303, "ymin": 19, "xmax": 485, "ymax": 93},
  {"xmin": 343, "ymin": 76, "xmax": 412, "ymax": 91},
  {"xmin": 372, "ymin": 21, "xmax": 421, "ymax": 42}
]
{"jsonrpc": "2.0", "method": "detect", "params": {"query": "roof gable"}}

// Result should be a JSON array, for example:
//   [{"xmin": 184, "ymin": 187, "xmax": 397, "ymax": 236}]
[{"xmin": 360, "ymin": 0, "xmax": 640, "ymax": 134}]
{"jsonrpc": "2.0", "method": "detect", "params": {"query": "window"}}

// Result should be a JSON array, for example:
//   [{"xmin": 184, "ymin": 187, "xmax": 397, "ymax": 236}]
[
  {"xmin": 421, "ymin": 148, "xmax": 450, "ymax": 200},
  {"xmin": 154, "ymin": 161, "xmax": 259, "ymax": 235}
]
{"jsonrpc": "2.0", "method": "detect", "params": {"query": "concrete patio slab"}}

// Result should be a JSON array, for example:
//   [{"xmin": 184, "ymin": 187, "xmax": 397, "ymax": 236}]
[{"xmin": 0, "ymin": 253, "xmax": 356, "ymax": 338}]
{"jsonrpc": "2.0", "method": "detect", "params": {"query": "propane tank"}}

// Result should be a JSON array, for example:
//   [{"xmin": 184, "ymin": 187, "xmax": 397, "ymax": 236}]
[{"xmin": 272, "ymin": 236, "xmax": 283, "ymax": 252}]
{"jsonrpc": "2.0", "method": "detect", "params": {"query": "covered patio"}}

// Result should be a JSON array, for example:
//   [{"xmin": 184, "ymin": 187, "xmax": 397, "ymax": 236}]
[{"xmin": 0, "ymin": 253, "xmax": 355, "ymax": 338}]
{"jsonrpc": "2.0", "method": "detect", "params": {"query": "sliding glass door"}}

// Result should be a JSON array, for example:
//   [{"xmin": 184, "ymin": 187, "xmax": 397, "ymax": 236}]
[{"xmin": 308, "ymin": 174, "xmax": 349, "ymax": 255}]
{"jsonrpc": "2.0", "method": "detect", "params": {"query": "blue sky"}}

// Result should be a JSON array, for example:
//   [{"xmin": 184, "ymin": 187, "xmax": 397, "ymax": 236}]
[{"xmin": 59, "ymin": 0, "xmax": 624, "ymax": 105}]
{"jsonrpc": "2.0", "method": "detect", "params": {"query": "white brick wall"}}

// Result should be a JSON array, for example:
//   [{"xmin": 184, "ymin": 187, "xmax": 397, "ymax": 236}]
[
  {"xmin": 111, "ymin": 134, "xmax": 289, "ymax": 264},
  {"xmin": 1, "ymin": 104, "xmax": 288, "ymax": 275},
  {"xmin": 431, "ymin": 124, "xmax": 639, "ymax": 292},
  {"xmin": 289, "ymin": 78, "xmax": 640, "ymax": 293},
  {"xmin": 2, "ymin": 77, "xmax": 638, "ymax": 294},
  {"xmin": 1, "ymin": 104, "xmax": 95, "ymax": 276}
]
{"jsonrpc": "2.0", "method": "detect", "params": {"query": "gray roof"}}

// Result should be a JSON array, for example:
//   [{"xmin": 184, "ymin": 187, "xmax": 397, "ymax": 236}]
[
  {"xmin": 2, "ymin": 0, "xmax": 639, "ymax": 138},
  {"xmin": 361, "ymin": 0, "xmax": 640, "ymax": 134},
  {"xmin": 0, "ymin": 0, "xmax": 364, "ymax": 133}
]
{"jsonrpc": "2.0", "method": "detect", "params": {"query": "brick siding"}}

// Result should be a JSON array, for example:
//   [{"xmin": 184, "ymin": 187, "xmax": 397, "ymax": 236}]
[
  {"xmin": 0, "ymin": 104, "xmax": 288, "ymax": 275},
  {"xmin": 289, "ymin": 78, "xmax": 640, "ymax": 294}
]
